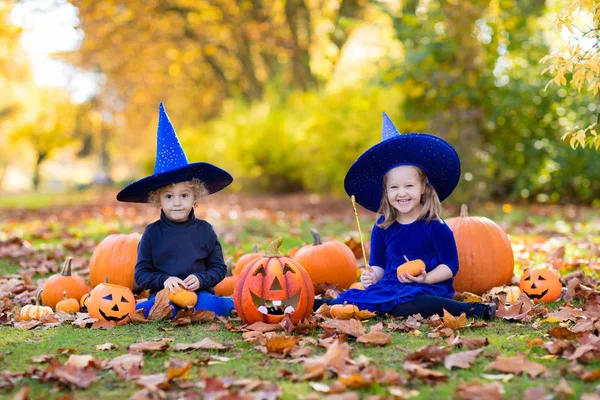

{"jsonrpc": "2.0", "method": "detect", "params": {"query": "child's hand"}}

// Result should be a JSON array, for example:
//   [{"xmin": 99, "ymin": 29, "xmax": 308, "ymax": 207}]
[
  {"xmin": 360, "ymin": 268, "xmax": 379, "ymax": 288},
  {"xmin": 164, "ymin": 276, "xmax": 187, "ymax": 293},
  {"xmin": 183, "ymin": 275, "xmax": 200, "ymax": 291},
  {"xmin": 398, "ymin": 269, "xmax": 427, "ymax": 284}
]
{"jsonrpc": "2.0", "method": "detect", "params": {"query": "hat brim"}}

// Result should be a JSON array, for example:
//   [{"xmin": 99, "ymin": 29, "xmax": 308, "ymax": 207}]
[
  {"xmin": 116, "ymin": 162, "xmax": 233, "ymax": 203},
  {"xmin": 344, "ymin": 133, "xmax": 460, "ymax": 213}
]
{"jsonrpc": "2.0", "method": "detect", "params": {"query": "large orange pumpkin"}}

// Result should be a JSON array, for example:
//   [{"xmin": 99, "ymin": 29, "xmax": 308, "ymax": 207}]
[
  {"xmin": 292, "ymin": 229, "xmax": 357, "ymax": 293},
  {"xmin": 89, "ymin": 233, "xmax": 141, "ymax": 290},
  {"xmin": 234, "ymin": 238, "xmax": 314, "ymax": 324},
  {"xmin": 519, "ymin": 268, "xmax": 562, "ymax": 303},
  {"xmin": 446, "ymin": 205, "xmax": 514, "ymax": 295},
  {"xmin": 87, "ymin": 278, "xmax": 136, "ymax": 325},
  {"xmin": 233, "ymin": 245, "xmax": 263, "ymax": 275},
  {"xmin": 41, "ymin": 257, "xmax": 89, "ymax": 309}
]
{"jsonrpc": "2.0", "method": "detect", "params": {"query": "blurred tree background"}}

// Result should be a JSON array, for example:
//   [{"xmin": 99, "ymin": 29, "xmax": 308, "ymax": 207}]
[{"xmin": 0, "ymin": 0, "xmax": 598, "ymax": 205}]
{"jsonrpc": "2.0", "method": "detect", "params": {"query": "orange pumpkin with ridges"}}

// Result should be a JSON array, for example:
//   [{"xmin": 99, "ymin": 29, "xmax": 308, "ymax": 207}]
[
  {"xmin": 87, "ymin": 278, "xmax": 136, "ymax": 325},
  {"xmin": 89, "ymin": 233, "xmax": 141, "ymax": 290},
  {"xmin": 41, "ymin": 257, "xmax": 89, "ymax": 309},
  {"xmin": 215, "ymin": 258, "xmax": 237, "ymax": 296},
  {"xmin": 234, "ymin": 238, "xmax": 314, "ymax": 324},
  {"xmin": 446, "ymin": 205, "xmax": 514, "ymax": 295},
  {"xmin": 233, "ymin": 245, "xmax": 263, "ymax": 275},
  {"xmin": 292, "ymin": 229, "xmax": 357, "ymax": 293}
]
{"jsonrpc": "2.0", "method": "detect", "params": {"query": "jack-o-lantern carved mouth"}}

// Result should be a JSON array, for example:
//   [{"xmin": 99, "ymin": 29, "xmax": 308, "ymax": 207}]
[
  {"xmin": 250, "ymin": 290, "xmax": 301, "ymax": 316},
  {"xmin": 526, "ymin": 289, "xmax": 548, "ymax": 300},
  {"xmin": 99, "ymin": 307, "xmax": 130, "ymax": 323}
]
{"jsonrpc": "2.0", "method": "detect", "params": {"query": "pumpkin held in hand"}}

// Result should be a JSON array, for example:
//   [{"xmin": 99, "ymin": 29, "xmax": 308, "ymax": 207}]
[
  {"xmin": 87, "ymin": 278, "xmax": 136, "ymax": 325},
  {"xmin": 292, "ymin": 228, "xmax": 357, "ymax": 293},
  {"xmin": 41, "ymin": 257, "xmax": 89, "ymax": 309},
  {"xmin": 519, "ymin": 268, "xmax": 562, "ymax": 303},
  {"xmin": 20, "ymin": 291, "xmax": 53, "ymax": 321},
  {"xmin": 234, "ymin": 238, "xmax": 314, "ymax": 324},
  {"xmin": 89, "ymin": 233, "xmax": 141, "ymax": 290},
  {"xmin": 446, "ymin": 205, "xmax": 514, "ymax": 295},
  {"xmin": 169, "ymin": 287, "xmax": 198, "ymax": 308},
  {"xmin": 397, "ymin": 256, "xmax": 426, "ymax": 278},
  {"xmin": 55, "ymin": 291, "xmax": 80, "ymax": 313}
]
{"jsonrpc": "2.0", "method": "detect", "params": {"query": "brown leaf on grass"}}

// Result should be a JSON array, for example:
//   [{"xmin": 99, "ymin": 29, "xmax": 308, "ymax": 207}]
[
  {"xmin": 245, "ymin": 321, "xmax": 282, "ymax": 333},
  {"xmin": 14, "ymin": 320, "xmax": 41, "ymax": 330},
  {"xmin": 91, "ymin": 320, "xmax": 117, "ymax": 329},
  {"xmin": 129, "ymin": 309, "xmax": 149, "ymax": 323},
  {"xmin": 242, "ymin": 331, "xmax": 266, "ymax": 345},
  {"xmin": 172, "ymin": 338, "xmax": 229, "ymax": 351},
  {"xmin": 137, "ymin": 373, "xmax": 171, "ymax": 390},
  {"xmin": 356, "ymin": 331, "xmax": 391, "ymax": 346},
  {"xmin": 57, "ymin": 347, "xmax": 77, "ymax": 355},
  {"xmin": 403, "ymin": 361, "xmax": 448, "ymax": 384},
  {"xmin": 65, "ymin": 355, "xmax": 100, "ymax": 369},
  {"xmin": 455, "ymin": 380, "xmax": 504, "ymax": 400},
  {"xmin": 171, "ymin": 308, "xmax": 216, "ymax": 326},
  {"xmin": 320, "ymin": 319, "xmax": 366, "ymax": 337},
  {"xmin": 11, "ymin": 385, "xmax": 30, "ymax": 400},
  {"xmin": 442, "ymin": 309, "xmax": 466, "ymax": 330},
  {"xmin": 301, "ymin": 339, "xmax": 352, "ymax": 380},
  {"xmin": 266, "ymin": 335, "xmax": 298, "ymax": 356},
  {"xmin": 566, "ymin": 344, "xmax": 600, "ymax": 363},
  {"xmin": 41, "ymin": 360, "xmax": 98, "ymax": 388},
  {"xmin": 147, "ymin": 289, "xmax": 174, "ymax": 321},
  {"xmin": 280, "ymin": 314, "xmax": 318, "ymax": 335},
  {"xmin": 485, "ymin": 355, "xmax": 547, "ymax": 378},
  {"xmin": 310, "ymin": 381, "xmax": 347, "ymax": 394},
  {"xmin": 165, "ymin": 358, "xmax": 193, "ymax": 380},
  {"xmin": 444, "ymin": 349, "xmax": 484, "ymax": 370},
  {"xmin": 355, "ymin": 309, "xmax": 377, "ymax": 320},
  {"xmin": 552, "ymin": 378, "xmax": 574, "ymax": 398},
  {"xmin": 406, "ymin": 344, "xmax": 451, "ymax": 365},
  {"xmin": 338, "ymin": 372, "xmax": 373, "ymax": 389},
  {"xmin": 290, "ymin": 346, "xmax": 315, "ymax": 359},
  {"xmin": 31, "ymin": 354, "xmax": 56, "ymax": 363},
  {"xmin": 71, "ymin": 314, "xmax": 98, "ymax": 328},
  {"xmin": 128, "ymin": 341, "xmax": 169, "ymax": 353},
  {"xmin": 570, "ymin": 319, "xmax": 595, "ymax": 333},
  {"xmin": 96, "ymin": 343, "xmax": 117, "ymax": 351},
  {"xmin": 447, "ymin": 336, "xmax": 489, "ymax": 350},
  {"xmin": 543, "ymin": 339, "xmax": 572, "ymax": 355},
  {"xmin": 108, "ymin": 354, "xmax": 144, "ymax": 380},
  {"xmin": 546, "ymin": 306, "xmax": 583, "ymax": 322},
  {"xmin": 523, "ymin": 386, "xmax": 547, "ymax": 400},
  {"xmin": 549, "ymin": 326, "xmax": 584, "ymax": 340}
]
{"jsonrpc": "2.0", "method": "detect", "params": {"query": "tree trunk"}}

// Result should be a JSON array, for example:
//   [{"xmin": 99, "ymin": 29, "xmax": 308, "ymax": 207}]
[
  {"xmin": 284, "ymin": 0, "xmax": 317, "ymax": 91},
  {"xmin": 32, "ymin": 152, "xmax": 47, "ymax": 191}
]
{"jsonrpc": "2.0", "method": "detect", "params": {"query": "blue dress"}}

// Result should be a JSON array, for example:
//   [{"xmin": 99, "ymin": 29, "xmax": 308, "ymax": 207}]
[{"xmin": 334, "ymin": 216, "xmax": 459, "ymax": 313}]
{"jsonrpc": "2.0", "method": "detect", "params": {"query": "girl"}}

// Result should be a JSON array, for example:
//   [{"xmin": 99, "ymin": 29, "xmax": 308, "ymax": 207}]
[
  {"xmin": 327, "ymin": 112, "xmax": 496, "ymax": 319},
  {"xmin": 117, "ymin": 103, "xmax": 234, "ymax": 318}
]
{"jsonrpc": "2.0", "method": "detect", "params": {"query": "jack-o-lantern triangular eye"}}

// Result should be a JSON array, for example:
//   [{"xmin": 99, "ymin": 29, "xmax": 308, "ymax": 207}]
[
  {"xmin": 253, "ymin": 266, "xmax": 266, "ymax": 276},
  {"xmin": 524, "ymin": 276, "xmax": 531, "ymax": 281},
  {"xmin": 283, "ymin": 265, "xmax": 296, "ymax": 275},
  {"xmin": 538, "ymin": 276, "xmax": 546, "ymax": 281},
  {"xmin": 121, "ymin": 296, "xmax": 129, "ymax": 303},
  {"xmin": 103, "ymin": 294, "xmax": 113, "ymax": 301}
]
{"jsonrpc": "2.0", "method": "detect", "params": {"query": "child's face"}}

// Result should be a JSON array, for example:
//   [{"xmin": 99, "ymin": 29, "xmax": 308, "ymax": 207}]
[
  {"xmin": 159, "ymin": 182, "xmax": 195, "ymax": 222},
  {"xmin": 385, "ymin": 166, "xmax": 425, "ymax": 218}
]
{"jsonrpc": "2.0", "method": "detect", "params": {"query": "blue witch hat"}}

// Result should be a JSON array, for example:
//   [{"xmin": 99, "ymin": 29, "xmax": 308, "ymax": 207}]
[
  {"xmin": 116, "ymin": 103, "xmax": 233, "ymax": 203},
  {"xmin": 343, "ymin": 112, "xmax": 460, "ymax": 213}
]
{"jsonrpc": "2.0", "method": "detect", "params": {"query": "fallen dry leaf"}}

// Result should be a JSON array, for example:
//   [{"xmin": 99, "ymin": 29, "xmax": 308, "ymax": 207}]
[
  {"xmin": 165, "ymin": 358, "xmax": 193, "ymax": 380},
  {"xmin": 403, "ymin": 361, "xmax": 448, "ymax": 384},
  {"xmin": 444, "ymin": 349, "xmax": 484, "ymax": 370},
  {"xmin": 485, "ymin": 355, "xmax": 547, "ymax": 378},
  {"xmin": 128, "ymin": 341, "xmax": 169, "ymax": 353},
  {"xmin": 455, "ymin": 380, "xmax": 504, "ymax": 400},
  {"xmin": 320, "ymin": 319, "xmax": 366, "ymax": 338},
  {"xmin": 442, "ymin": 309, "xmax": 466, "ymax": 330},
  {"xmin": 356, "ymin": 331, "xmax": 391, "ymax": 346},
  {"xmin": 266, "ymin": 335, "xmax": 299, "ymax": 356},
  {"xmin": 172, "ymin": 338, "xmax": 229, "ymax": 351},
  {"xmin": 147, "ymin": 290, "xmax": 174, "ymax": 321},
  {"xmin": 96, "ymin": 343, "xmax": 118, "ymax": 351}
]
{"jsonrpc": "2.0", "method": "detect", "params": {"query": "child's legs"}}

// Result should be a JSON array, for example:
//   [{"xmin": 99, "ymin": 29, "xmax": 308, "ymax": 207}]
[
  {"xmin": 390, "ymin": 295, "xmax": 485, "ymax": 318},
  {"xmin": 195, "ymin": 292, "xmax": 235, "ymax": 316}
]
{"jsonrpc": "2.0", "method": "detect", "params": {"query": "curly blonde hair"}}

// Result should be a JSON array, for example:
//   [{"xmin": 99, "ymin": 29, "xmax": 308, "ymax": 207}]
[
  {"xmin": 377, "ymin": 166, "xmax": 442, "ymax": 228},
  {"xmin": 148, "ymin": 178, "xmax": 208, "ymax": 208}
]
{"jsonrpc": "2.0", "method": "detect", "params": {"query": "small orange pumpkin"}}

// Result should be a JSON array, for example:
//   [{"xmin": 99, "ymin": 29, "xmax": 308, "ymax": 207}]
[
  {"xmin": 233, "ymin": 245, "xmax": 263, "ymax": 275},
  {"xmin": 89, "ymin": 233, "xmax": 141, "ymax": 290},
  {"xmin": 87, "ymin": 278, "xmax": 136, "ymax": 325},
  {"xmin": 234, "ymin": 238, "xmax": 314, "ymax": 324},
  {"xmin": 80, "ymin": 292, "xmax": 90, "ymax": 310},
  {"xmin": 169, "ymin": 287, "xmax": 198, "ymax": 308},
  {"xmin": 446, "ymin": 205, "xmax": 515, "ymax": 295},
  {"xmin": 55, "ymin": 291, "xmax": 80, "ymax": 313},
  {"xmin": 488, "ymin": 285, "xmax": 521, "ymax": 303},
  {"xmin": 41, "ymin": 257, "xmax": 89, "ymax": 309},
  {"xmin": 330, "ymin": 303, "xmax": 359, "ymax": 319},
  {"xmin": 215, "ymin": 258, "xmax": 237, "ymax": 297},
  {"xmin": 397, "ymin": 256, "xmax": 426, "ymax": 278},
  {"xmin": 349, "ymin": 282, "xmax": 365, "ymax": 290},
  {"xmin": 519, "ymin": 269, "xmax": 562, "ymax": 303},
  {"xmin": 20, "ymin": 291, "xmax": 54, "ymax": 321},
  {"xmin": 292, "ymin": 228, "xmax": 357, "ymax": 293}
]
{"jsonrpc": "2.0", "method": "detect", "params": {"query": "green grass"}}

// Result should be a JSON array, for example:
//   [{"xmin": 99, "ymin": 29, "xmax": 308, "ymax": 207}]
[{"xmin": 0, "ymin": 189, "xmax": 101, "ymax": 209}]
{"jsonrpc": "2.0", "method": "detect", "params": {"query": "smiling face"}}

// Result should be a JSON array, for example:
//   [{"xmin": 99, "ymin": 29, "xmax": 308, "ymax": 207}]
[
  {"xmin": 159, "ymin": 181, "xmax": 195, "ymax": 222},
  {"xmin": 234, "ymin": 256, "xmax": 314, "ymax": 324},
  {"xmin": 384, "ymin": 166, "xmax": 426, "ymax": 223},
  {"xmin": 519, "ymin": 269, "xmax": 562, "ymax": 303},
  {"xmin": 87, "ymin": 283, "xmax": 136, "ymax": 325}
]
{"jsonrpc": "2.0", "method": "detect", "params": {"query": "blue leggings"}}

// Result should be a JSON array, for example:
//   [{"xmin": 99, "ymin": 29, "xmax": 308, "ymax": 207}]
[{"xmin": 136, "ymin": 291, "xmax": 234, "ymax": 319}]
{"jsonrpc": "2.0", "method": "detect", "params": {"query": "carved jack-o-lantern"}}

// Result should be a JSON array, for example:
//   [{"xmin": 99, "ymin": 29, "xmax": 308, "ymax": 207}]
[
  {"xmin": 519, "ymin": 268, "xmax": 562, "ymax": 303},
  {"xmin": 234, "ymin": 238, "xmax": 314, "ymax": 324},
  {"xmin": 87, "ymin": 278, "xmax": 136, "ymax": 325}
]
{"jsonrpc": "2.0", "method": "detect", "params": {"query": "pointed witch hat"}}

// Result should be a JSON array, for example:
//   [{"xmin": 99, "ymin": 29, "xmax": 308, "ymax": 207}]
[
  {"xmin": 343, "ymin": 112, "xmax": 460, "ymax": 213},
  {"xmin": 117, "ymin": 103, "xmax": 233, "ymax": 203}
]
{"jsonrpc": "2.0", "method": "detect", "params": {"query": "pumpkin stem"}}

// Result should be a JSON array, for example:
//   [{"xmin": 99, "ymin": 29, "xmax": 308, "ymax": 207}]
[
  {"xmin": 310, "ymin": 228, "xmax": 323, "ymax": 246},
  {"xmin": 460, "ymin": 204, "xmax": 469, "ymax": 218},
  {"xmin": 403, "ymin": 255, "xmax": 410, "ymax": 263},
  {"xmin": 61, "ymin": 257, "xmax": 73, "ymax": 276},
  {"xmin": 265, "ymin": 238, "xmax": 283, "ymax": 257},
  {"xmin": 104, "ymin": 276, "xmax": 109, "ymax": 284},
  {"xmin": 225, "ymin": 257, "xmax": 234, "ymax": 276},
  {"xmin": 62, "ymin": 290, "xmax": 67, "ymax": 300},
  {"xmin": 36, "ymin": 290, "xmax": 43, "ymax": 306},
  {"xmin": 251, "ymin": 245, "xmax": 258, "ymax": 253}
]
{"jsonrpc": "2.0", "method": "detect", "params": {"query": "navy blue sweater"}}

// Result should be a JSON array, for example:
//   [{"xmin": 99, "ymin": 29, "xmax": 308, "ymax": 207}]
[{"xmin": 134, "ymin": 210, "xmax": 227, "ymax": 296}]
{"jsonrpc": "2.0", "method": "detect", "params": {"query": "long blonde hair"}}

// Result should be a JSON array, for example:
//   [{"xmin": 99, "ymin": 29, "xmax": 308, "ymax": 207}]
[{"xmin": 377, "ymin": 166, "xmax": 442, "ymax": 228}]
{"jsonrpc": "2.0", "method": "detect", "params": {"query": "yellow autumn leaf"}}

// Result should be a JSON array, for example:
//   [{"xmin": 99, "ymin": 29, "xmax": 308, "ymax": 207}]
[{"xmin": 538, "ymin": 316, "xmax": 563, "ymax": 324}]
